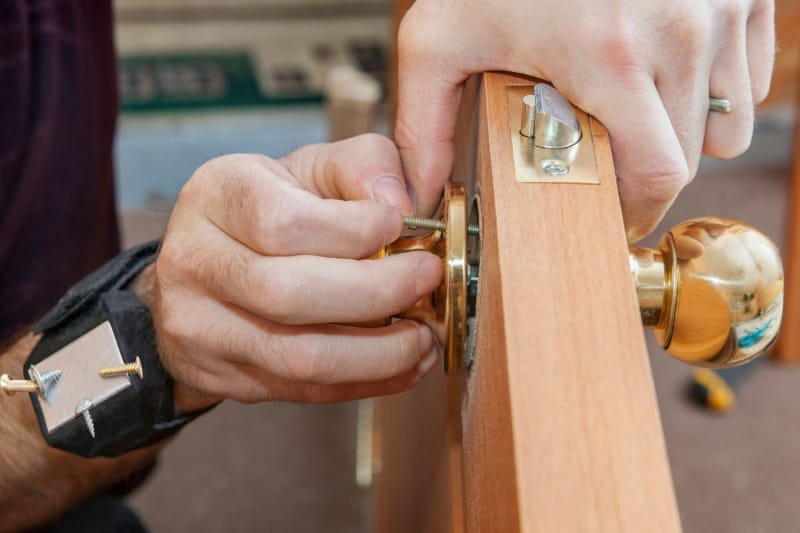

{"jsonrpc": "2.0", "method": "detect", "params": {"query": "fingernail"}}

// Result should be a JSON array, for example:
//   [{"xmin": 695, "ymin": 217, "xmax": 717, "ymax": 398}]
[
  {"xmin": 371, "ymin": 175, "xmax": 410, "ymax": 212},
  {"xmin": 417, "ymin": 346, "xmax": 439, "ymax": 377}
]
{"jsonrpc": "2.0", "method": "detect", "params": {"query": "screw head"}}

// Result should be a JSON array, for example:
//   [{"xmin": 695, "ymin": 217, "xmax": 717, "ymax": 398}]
[
  {"xmin": 29, "ymin": 366, "xmax": 62, "ymax": 402},
  {"xmin": 542, "ymin": 159, "xmax": 569, "ymax": 176}
]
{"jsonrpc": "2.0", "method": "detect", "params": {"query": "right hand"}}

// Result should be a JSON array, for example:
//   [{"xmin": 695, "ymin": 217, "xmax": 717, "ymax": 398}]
[
  {"xmin": 149, "ymin": 134, "xmax": 444, "ymax": 409},
  {"xmin": 395, "ymin": 0, "xmax": 775, "ymax": 241}
]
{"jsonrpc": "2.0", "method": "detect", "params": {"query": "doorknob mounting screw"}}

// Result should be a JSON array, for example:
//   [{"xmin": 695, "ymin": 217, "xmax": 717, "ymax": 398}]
[{"xmin": 403, "ymin": 216, "xmax": 479, "ymax": 236}]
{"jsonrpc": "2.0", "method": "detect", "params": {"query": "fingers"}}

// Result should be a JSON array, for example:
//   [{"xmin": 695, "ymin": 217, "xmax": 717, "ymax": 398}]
[
  {"xmin": 654, "ymin": 17, "xmax": 714, "ymax": 180},
  {"xmin": 281, "ymin": 133, "xmax": 413, "ymax": 213},
  {"xmin": 394, "ymin": 5, "xmax": 471, "ymax": 216},
  {"xmin": 705, "ymin": 6, "xmax": 755, "ymax": 158},
  {"xmin": 214, "ymin": 360, "xmax": 431, "ymax": 404},
  {"xmin": 746, "ymin": 0, "xmax": 775, "ymax": 104},
  {"xmin": 157, "ymin": 290, "xmax": 437, "ymax": 393},
  {"xmin": 157, "ymin": 132, "xmax": 446, "ymax": 406},
  {"xmin": 595, "ymin": 79, "xmax": 689, "ymax": 241},
  {"xmin": 180, "ymin": 224, "xmax": 443, "ymax": 324},
  {"xmin": 196, "ymin": 153, "xmax": 404, "ymax": 260}
]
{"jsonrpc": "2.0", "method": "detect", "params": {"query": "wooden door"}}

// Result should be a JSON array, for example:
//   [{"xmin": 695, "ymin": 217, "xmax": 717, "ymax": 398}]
[{"xmin": 374, "ymin": 73, "xmax": 682, "ymax": 533}]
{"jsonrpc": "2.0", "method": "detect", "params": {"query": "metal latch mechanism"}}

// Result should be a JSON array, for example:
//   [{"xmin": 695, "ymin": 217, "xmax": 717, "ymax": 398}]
[{"xmin": 509, "ymin": 83, "xmax": 600, "ymax": 184}]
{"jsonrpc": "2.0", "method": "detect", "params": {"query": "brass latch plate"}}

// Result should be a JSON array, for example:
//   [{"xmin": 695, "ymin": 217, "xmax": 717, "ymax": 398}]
[{"xmin": 507, "ymin": 85, "xmax": 600, "ymax": 184}]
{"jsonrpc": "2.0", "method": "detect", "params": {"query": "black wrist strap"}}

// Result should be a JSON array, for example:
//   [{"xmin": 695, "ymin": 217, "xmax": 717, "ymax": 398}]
[
  {"xmin": 34, "ymin": 240, "xmax": 161, "ymax": 334},
  {"xmin": 25, "ymin": 241, "xmax": 214, "ymax": 458}
]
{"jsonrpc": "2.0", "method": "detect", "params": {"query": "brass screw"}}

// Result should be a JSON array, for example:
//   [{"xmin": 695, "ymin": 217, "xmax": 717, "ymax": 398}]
[
  {"xmin": 403, "ymin": 216, "xmax": 480, "ymax": 236},
  {"xmin": 1, "ymin": 374, "xmax": 40, "ymax": 395},
  {"xmin": 98, "ymin": 356, "xmax": 143, "ymax": 380},
  {"xmin": 1, "ymin": 369, "xmax": 63, "ymax": 399}
]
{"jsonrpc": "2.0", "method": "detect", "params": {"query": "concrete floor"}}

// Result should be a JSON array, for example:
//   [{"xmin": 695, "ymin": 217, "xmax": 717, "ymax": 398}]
[{"xmin": 121, "ymin": 109, "xmax": 799, "ymax": 532}]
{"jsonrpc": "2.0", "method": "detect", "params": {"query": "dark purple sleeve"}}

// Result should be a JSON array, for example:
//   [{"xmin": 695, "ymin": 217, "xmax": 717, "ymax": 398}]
[{"xmin": 0, "ymin": 0, "xmax": 120, "ymax": 342}]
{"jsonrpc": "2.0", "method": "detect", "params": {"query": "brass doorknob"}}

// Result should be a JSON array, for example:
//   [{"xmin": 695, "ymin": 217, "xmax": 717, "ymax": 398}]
[
  {"xmin": 386, "ymin": 185, "xmax": 784, "ymax": 372},
  {"xmin": 631, "ymin": 218, "xmax": 783, "ymax": 367}
]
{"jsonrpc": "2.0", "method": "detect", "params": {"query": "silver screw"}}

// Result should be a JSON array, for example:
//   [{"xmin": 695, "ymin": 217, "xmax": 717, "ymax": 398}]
[
  {"xmin": 75, "ymin": 398, "xmax": 96, "ymax": 439},
  {"xmin": 29, "ymin": 366, "xmax": 62, "ymax": 402},
  {"xmin": 542, "ymin": 159, "xmax": 569, "ymax": 176},
  {"xmin": 403, "ymin": 216, "xmax": 480, "ymax": 236},
  {"xmin": 467, "ymin": 265, "xmax": 480, "ymax": 286}
]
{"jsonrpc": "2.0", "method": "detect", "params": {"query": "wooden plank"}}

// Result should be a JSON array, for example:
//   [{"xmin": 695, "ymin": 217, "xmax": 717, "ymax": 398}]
[
  {"xmin": 776, "ymin": 85, "xmax": 800, "ymax": 362},
  {"xmin": 376, "ymin": 71, "xmax": 681, "ymax": 532},
  {"xmin": 462, "ymin": 72, "xmax": 681, "ymax": 532},
  {"xmin": 763, "ymin": 0, "xmax": 800, "ymax": 107}
]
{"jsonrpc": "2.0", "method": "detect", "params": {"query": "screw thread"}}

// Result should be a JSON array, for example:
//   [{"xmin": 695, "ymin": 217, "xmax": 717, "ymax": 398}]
[
  {"xmin": 38, "ymin": 370, "xmax": 62, "ymax": 388},
  {"xmin": 98, "ymin": 366, "xmax": 136, "ymax": 378},
  {"xmin": 403, "ymin": 216, "xmax": 480, "ymax": 236},
  {"xmin": 1, "ymin": 374, "xmax": 39, "ymax": 395},
  {"xmin": 98, "ymin": 357, "xmax": 143, "ymax": 379},
  {"xmin": 82, "ymin": 411, "xmax": 95, "ymax": 438}
]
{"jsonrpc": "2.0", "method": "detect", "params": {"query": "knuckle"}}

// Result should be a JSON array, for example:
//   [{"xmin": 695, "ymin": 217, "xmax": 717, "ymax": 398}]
[
  {"xmin": 639, "ymin": 168, "xmax": 689, "ymax": 206},
  {"xmin": 678, "ymin": 12, "xmax": 712, "ymax": 51},
  {"xmin": 258, "ymin": 266, "xmax": 302, "ymax": 323},
  {"xmin": 156, "ymin": 239, "xmax": 194, "ymax": 286},
  {"xmin": 719, "ymin": 0, "xmax": 748, "ymax": 25},
  {"xmin": 211, "ymin": 250, "xmax": 251, "ymax": 292},
  {"xmin": 593, "ymin": 26, "xmax": 646, "ymax": 82},
  {"xmin": 281, "ymin": 339, "xmax": 335, "ymax": 384},
  {"xmin": 397, "ymin": 6, "xmax": 440, "ymax": 56},
  {"xmin": 254, "ymin": 190, "xmax": 299, "ymax": 253},
  {"xmin": 157, "ymin": 300, "xmax": 197, "ymax": 348},
  {"xmin": 352, "ymin": 132, "xmax": 395, "ymax": 155},
  {"xmin": 392, "ymin": 112, "xmax": 420, "ymax": 151}
]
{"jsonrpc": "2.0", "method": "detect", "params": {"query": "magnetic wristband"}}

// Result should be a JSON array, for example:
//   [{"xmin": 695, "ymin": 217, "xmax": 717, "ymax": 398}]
[{"xmin": 23, "ymin": 241, "xmax": 211, "ymax": 458}]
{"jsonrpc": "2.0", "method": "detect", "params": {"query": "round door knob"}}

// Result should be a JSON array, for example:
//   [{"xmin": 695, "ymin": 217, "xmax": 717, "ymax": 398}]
[{"xmin": 631, "ymin": 218, "xmax": 783, "ymax": 367}]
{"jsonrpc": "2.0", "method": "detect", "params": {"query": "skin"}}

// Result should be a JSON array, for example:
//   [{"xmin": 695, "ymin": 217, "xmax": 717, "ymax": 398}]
[
  {"xmin": 0, "ymin": 135, "xmax": 442, "ymax": 529},
  {"xmin": 0, "ymin": 2, "xmax": 777, "ymax": 525},
  {"xmin": 149, "ymin": 134, "xmax": 444, "ymax": 410},
  {"xmin": 0, "ymin": 334, "xmax": 163, "ymax": 531},
  {"xmin": 394, "ymin": 0, "xmax": 775, "ymax": 241}
]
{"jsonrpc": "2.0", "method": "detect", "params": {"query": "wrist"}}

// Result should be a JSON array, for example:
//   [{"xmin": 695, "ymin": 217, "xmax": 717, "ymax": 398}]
[
  {"xmin": 130, "ymin": 263, "xmax": 221, "ymax": 415},
  {"xmin": 22, "ymin": 240, "xmax": 216, "ymax": 457}
]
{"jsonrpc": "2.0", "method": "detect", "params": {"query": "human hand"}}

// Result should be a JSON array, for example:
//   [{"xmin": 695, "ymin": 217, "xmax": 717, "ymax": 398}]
[
  {"xmin": 148, "ymin": 134, "xmax": 444, "ymax": 409},
  {"xmin": 395, "ymin": 0, "xmax": 774, "ymax": 241}
]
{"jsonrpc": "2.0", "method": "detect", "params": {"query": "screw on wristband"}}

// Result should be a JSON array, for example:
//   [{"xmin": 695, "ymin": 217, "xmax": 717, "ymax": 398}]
[{"xmin": 21, "ymin": 241, "xmax": 213, "ymax": 457}]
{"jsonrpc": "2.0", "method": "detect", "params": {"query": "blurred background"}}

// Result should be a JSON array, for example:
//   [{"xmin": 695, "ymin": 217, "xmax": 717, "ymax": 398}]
[{"xmin": 112, "ymin": 0, "xmax": 800, "ymax": 531}]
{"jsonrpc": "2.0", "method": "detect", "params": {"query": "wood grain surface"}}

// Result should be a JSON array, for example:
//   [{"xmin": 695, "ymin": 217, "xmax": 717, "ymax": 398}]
[
  {"xmin": 376, "ymin": 71, "xmax": 682, "ymax": 532},
  {"xmin": 776, "ymin": 86, "xmax": 800, "ymax": 362}
]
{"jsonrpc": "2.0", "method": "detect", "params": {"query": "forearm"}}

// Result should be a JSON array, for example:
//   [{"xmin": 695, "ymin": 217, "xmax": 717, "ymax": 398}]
[{"xmin": 0, "ymin": 333, "xmax": 163, "ymax": 531}]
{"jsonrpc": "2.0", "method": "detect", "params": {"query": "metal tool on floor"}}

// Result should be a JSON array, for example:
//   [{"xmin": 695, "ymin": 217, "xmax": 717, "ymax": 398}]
[{"xmin": 688, "ymin": 358, "xmax": 765, "ymax": 413}]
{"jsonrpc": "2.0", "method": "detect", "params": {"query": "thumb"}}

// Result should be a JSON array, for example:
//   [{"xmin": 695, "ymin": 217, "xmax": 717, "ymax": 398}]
[{"xmin": 394, "ymin": 7, "xmax": 471, "ymax": 217}]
